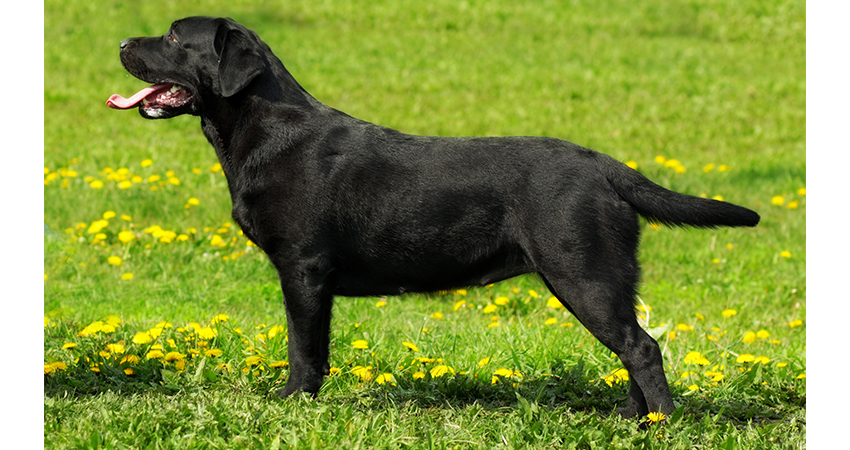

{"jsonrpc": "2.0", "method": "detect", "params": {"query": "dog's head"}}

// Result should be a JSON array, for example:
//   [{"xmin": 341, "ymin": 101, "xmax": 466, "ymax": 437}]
[{"xmin": 107, "ymin": 17, "xmax": 266, "ymax": 119}]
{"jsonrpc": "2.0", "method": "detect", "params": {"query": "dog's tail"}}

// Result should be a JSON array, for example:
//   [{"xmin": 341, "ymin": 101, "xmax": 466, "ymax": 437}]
[{"xmin": 600, "ymin": 154, "xmax": 760, "ymax": 228}]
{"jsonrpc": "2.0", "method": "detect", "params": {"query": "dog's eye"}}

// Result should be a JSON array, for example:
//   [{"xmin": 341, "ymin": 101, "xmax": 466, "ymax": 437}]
[{"xmin": 167, "ymin": 32, "xmax": 178, "ymax": 43}]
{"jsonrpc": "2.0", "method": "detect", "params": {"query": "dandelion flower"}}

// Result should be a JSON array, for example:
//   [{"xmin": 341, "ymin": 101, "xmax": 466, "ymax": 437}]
[
  {"xmin": 108, "ymin": 256, "xmax": 122, "ymax": 266},
  {"xmin": 402, "ymin": 342, "xmax": 419, "ymax": 352},
  {"xmin": 375, "ymin": 373, "xmax": 396, "ymax": 385},
  {"xmin": 146, "ymin": 350, "xmax": 165, "ymax": 359},
  {"xmin": 413, "ymin": 371, "xmax": 425, "ymax": 379},
  {"xmin": 736, "ymin": 354, "xmax": 755, "ymax": 363},
  {"xmin": 118, "ymin": 231, "xmax": 135, "ymax": 244},
  {"xmin": 430, "ymin": 365, "xmax": 455, "ymax": 378},
  {"xmin": 121, "ymin": 273, "xmax": 134, "ymax": 281},
  {"xmin": 205, "ymin": 349, "xmax": 223, "ymax": 357},
  {"xmin": 351, "ymin": 365, "xmax": 373, "ymax": 381},
  {"xmin": 245, "ymin": 356, "xmax": 264, "ymax": 366},
  {"xmin": 87, "ymin": 220, "xmax": 109, "ymax": 234},
  {"xmin": 544, "ymin": 318, "xmax": 558, "ymax": 325},
  {"xmin": 721, "ymin": 309, "xmax": 737, "ymax": 318},
  {"xmin": 684, "ymin": 351, "xmax": 710, "ymax": 366},
  {"xmin": 351, "ymin": 339, "xmax": 369, "ymax": 350},
  {"xmin": 453, "ymin": 300, "xmax": 466, "ymax": 311},
  {"xmin": 482, "ymin": 304, "xmax": 498, "ymax": 314},
  {"xmin": 677, "ymin": 324, "xmax": 693, "ymax": 331},
  {"xmin": 742, "ymin": 331, "xmax": 757, "ymax": 343},
  {"xmin": 788, "ymin": 319, "xmax": 803, "ymax": 328},
  {"xmin": 187, "ymin": 197, "xmax": 200, "ymax": 206},
  {"xmin": 211, "ymin": 314, "xmax": 229, "ymax": 324},
  {"xmin": 269, "ymin": 360, "xmax": 289, "ymax": 368},
  {"xmin": 430, "ymin": 312, "xmax": 444, "ymax": 320},
  {"xmin": 90, "ymin": 180, "xmax": 104, "ymax": 189},
  {"xmin": 754, "ymin": 356, "xmax": 771, "ymax": 365},
  {"xmin": 106, "ymin": 343, "xmax": 126, "ymax": 354},
  {"xmin": 62, "ymin": 342, "xmax": 77, "ymax": 350},
  {"xmin": 780, "ymin": 251, "xmax": 792, "ymax": 258},
  {"xmin": 787, "ymin": 201, "xmax": 799, "ymax": 209},
  {"xmin": 375, "ymin": 300, "xmax": 387, "ymax": 307},
  {"xmin": 546, "ymin": 297, "xmax": 564, "ymax": 309},
  {"xmin": 478, "ymin": 357, "xmax": 491, "ymax": 367},
  {"xmin": 197, "ymin": 327, "xmax": 218, "ymax": 340},
  {"xmin": 646, "ymin": 412, "xmax": 666, "ymax": 423},
  {"xmin": 771, "ymin": 196, "xmax": 785, "ymax": 206},
  {"xmin": 494, "ymin": 296, "xmax": 509, "ymax": 306},
  {"xmin": 626, "ymin": 161, "xmax": 638, "ymax": 170},
  {"xmin": 756, "ymin": 330, "xmax": 770, "ymax": 339},
  {"xmin": 165, "ymin": 351, "xmax": 186, "ymax": 362}
]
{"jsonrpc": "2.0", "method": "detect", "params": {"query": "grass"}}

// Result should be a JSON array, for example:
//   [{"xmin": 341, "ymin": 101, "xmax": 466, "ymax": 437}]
[{"xmin": 44, "ymin": 0, "xmax": 805, "ymax": 448}]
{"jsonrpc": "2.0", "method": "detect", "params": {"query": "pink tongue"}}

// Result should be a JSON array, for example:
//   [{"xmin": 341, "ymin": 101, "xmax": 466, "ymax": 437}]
[{"xmin": 106, "ymin": 84, "xmax": 172, "ymax": 109}]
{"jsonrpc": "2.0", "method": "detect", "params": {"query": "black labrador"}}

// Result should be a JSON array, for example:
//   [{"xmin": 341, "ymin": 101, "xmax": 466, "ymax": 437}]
[{"xmin": 107, "ymin": 16, "xmax": 759, "ymax": 418}]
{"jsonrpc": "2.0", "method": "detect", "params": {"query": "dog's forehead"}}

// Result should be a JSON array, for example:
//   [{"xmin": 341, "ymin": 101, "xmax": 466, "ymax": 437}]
[{"xmin": 171, "ymin": 16, "xmax": 220, "ymax": 33}]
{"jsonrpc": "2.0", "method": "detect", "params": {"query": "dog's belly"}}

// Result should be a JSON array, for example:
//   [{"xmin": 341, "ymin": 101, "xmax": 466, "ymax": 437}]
[{"xmin": 329, "ymin": 245, "xmax": 532, "ymax": 297}]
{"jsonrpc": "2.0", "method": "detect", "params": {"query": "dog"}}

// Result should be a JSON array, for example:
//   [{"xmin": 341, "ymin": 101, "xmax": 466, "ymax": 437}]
[{"xmin": 107, "ymin": 16, "xmax": 759, "ymax": 418}]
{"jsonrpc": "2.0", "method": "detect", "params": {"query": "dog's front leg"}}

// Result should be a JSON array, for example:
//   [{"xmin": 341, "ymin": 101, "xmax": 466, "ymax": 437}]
[{"xmin": 274, "ymin": 261, "xmax": 334, "ymax": 398}]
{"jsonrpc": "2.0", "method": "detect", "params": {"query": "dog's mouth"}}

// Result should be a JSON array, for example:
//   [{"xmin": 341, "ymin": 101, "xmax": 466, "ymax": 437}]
[{"xmin": 106, "ymin": 83, "xmax": 194, "ymax": 116}]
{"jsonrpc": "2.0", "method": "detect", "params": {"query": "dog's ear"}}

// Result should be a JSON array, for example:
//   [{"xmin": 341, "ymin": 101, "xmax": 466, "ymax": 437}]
[{"xmin": 214, "ymin": 23, "xmax": 264, "ymax": 97}]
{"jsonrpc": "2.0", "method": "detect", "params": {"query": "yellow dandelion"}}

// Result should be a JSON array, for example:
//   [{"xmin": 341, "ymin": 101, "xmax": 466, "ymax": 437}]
[
  {"xmin": 430, "ymin": 312, "xmax": 444, "ymax": 320},
  {"xmin": 205, "ymin": 349, "xmax": 223, "ymax": 357},
  {"xmin": 146, "ymin": 350, "xmax": 165, "ymax": 360},
  {"xmin": 780, "ymin": 251, "xmax": 791, "ymax": 258},
  {"xmin": 684, "ymin": 351, "xmax": 710, "ymax": 366},
  {"xmin": 742, "ymin": 331, "xmax": 757, "ymax": 343},
  {"xmin": 703, "ymin": 164, "xmax": 715, "ymax": 172},
  {"xmin": 453, "ymin": 300, "xmax": 466, "ymax": 311},
  {"xmin": 546, "ymin": 297, "xmax": 564, "ymax": 309},
  {"xmin": 721, "ymin": 309, "xmax": 737, "ymax": 318},
  {"xmin": 269, "ymin": 360, "xmax": 289, "ymax": 368},
  {"xmin": 736, "ymin": 354, "xmax": 755, "ymax": 363},
  {"xmin": 756, "ymin": 330, "xmax": 770, "ymax": 339},
  {"xmin": 375, "ymin": 300, "xmax": 387, "ymax": 307},
  {"xmin": 677, "ymin": 323, "xmax": 693, "ymax": 331},
  {"xmin": 105, "ymin": 343, "xmax": 125, "ymax": 354},
  {"xmin": 402, "ymin": 342, "xmax": 419, "ymax": 352},
  {"xmin": 430, "ymin": 365, "xmax": 455, "ymax": 378},
  {"xmin": 245, "ymin": 356, "xmax": 264, "ymax": 366},
  {"xmin": 788, "ymin": 319, "xmax": 803, "ymax": 328},
  {"xmin": 351, "ymin": 365, "xmax": 373, "ymax": 381},
  {"xmin": 90, "ymin": 180, "xmax": 104, "ymax": 189},
  {"xmin": 118, "ymin": 231, "xmax": 135, "ymax": 244},
  {"xmin": 211, "ymin": 314, "xmax": 229, "ymax": 324},
  {"xmin": 121, "ymin": 273, "xmax": 134, "ymax": 281},
  {"xmin": 478, "ymin": 357, "xmax": 491, "ymax": 367},
  {"xmin": 482, "ymin": 304, "xmax": 498, "ymax": 314},
  {"xmin": 654, "ymin": 155, "xmax": 666, "ymax": 164},
  {"xmin": 351, "ymin": 339, "xmax": 369, "ymax": 350},
  {"xmin": 494, "ymin": 296, "xmax": 509, "ymax": 306},
  {"xmin": 625, "ymin": 161, "xmax": 638, "ymax": 170},
  {"xmin": 107, "ymin": 256, "xmax": 123, "ymax": 266},
  {"xmin": 197, "ymin": 327, "xmax": 217, "ymax": 340},
  {"xmin": 544, "ymin": 318, "xmax": 558, "ymax": 325},
  {"xmin": 165, "ymin": 351, "xmax": 186, "ymax": 362},
  {"xmin": 413, "ymin": 371, "xmax": 426, "ymax": 379},
  {"xmin": 375, "ymin": 373, "xmax": 396, "ymax": 385},
  {"xmin": 646, "ymin": 412, "xmax": 666, "ymax": 423},
  {"xmin": 62, "ymin": 342, "xmax": 77, "ymax": 350}
]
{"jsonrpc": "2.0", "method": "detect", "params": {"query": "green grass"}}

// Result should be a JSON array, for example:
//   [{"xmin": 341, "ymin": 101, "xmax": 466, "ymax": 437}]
[{"xmin": 44, "ymin": 0, "xmax": 805, "ymax": 448}]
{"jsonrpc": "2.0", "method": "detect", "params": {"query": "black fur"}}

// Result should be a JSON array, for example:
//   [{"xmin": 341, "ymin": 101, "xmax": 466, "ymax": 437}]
[{"xmin": 112, "ymin": 16, "xmax": 759, "ymax": 417}]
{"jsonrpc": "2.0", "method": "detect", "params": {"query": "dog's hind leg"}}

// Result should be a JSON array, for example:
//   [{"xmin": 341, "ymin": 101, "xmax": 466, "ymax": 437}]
[{"xmin": 542, "ymin": 272, "xmax": 674, "ymax": 417}]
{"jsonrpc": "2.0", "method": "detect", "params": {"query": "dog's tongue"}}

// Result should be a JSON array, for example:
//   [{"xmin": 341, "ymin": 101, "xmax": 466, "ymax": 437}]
[{"xmin": 106, "ymin": 84, "xmax": 172, "ymax": 109}]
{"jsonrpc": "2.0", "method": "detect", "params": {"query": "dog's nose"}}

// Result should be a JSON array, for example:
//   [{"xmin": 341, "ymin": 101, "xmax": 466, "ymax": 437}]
[{"xmin": 120, "ymin": 38, "xmax": 133, "ymax": 49}]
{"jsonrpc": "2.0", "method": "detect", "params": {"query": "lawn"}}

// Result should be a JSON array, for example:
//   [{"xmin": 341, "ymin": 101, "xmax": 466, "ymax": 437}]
[{"xmin": 44, "ymin": 0, "xmax": 805, "ymax": 448}]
